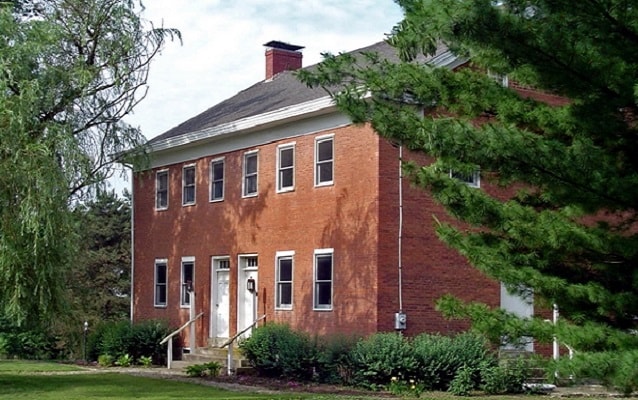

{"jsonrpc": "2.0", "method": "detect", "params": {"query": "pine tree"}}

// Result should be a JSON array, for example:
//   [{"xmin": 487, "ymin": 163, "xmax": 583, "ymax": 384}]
[{"xmin": 299, "ymin": 0, "xmax": 638, "ymax": 390}]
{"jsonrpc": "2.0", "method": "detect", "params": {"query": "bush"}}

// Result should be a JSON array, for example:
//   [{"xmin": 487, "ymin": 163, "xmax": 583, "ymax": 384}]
[
  {"xmin": 480, "ymin": 359, "xmax": 527, "ymax": 395},
  {"xmin": 449, "ymin": 365, "xmax": 475, "ymax": 396},
  {"xmin": 558, "ymin": 350, "xmax": 638, "ymax": 395},
  {"xmin": 314, "ymin": 333, "xmax": 359, "ymax": 384},
  {"xmin": 239, "ymin": 323, "xmax": 316, "ymax": 380},
  {"xmin": 116, "ymin": 353, "xmax": 133, "ymax": 367},
  {"xmin": 87, "ymin": 319, "xmax": 171, "ymax": 365},
  {"xmin": 412, "ymin": 332, "xmax": 495, "ymax": 391},
  {"xmin": 185, "ymin": 361, "xmax": 221, "ymax": 377},
  {"xmin": 350, "ymin": 332, "xmax": 417, "ymax": 389},
  {"xmin": 138, "ymin": 355, "xmax": 153, "ymax": 368},
  {"xmin": 98, "ymin": 354, "xmax": 114, "ymax": 367}
]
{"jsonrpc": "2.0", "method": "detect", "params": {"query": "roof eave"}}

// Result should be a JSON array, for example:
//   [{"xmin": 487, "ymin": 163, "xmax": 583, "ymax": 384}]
[{"xmin": 148, "ymin": 95, "xmax": 337, "ymax": 154}]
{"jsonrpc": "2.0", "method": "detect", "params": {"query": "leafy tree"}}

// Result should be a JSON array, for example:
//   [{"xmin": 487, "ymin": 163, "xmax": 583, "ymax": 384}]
[
  {"xmin": 0, "ymin": 0, "xmax": 179, "ymax": 326},
  {"xmin": 70, "ymin": 189, "xmax": 131, "ymax": 324},
  {"xmin": 300, "ymin": 0, "xmax": 638, "ymax": 389}
]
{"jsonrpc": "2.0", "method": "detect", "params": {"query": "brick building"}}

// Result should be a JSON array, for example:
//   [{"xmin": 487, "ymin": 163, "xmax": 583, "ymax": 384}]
[{"xmin": 131, "ymin": 40, "xmax": 531, "ymax": 351}]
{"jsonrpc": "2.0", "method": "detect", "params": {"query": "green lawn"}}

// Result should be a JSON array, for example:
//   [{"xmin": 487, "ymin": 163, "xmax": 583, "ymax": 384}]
[{"xmin": 0, "ymin": 360, "xmax": 82, "ymax": 373}]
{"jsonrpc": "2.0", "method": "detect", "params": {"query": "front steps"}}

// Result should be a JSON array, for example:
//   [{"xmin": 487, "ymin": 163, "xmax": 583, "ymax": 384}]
[{"xmin": 169, "ymin": 345, "xmax": 251, "ymax": 375}]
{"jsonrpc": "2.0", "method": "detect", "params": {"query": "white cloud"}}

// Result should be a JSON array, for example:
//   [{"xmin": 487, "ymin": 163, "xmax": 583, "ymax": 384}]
[{"xmin": 125, "ymin": 1, "xmax": 403, "ymax": 140}]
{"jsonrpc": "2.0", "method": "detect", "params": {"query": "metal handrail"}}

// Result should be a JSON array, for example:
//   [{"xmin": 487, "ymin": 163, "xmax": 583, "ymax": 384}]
[
  {"xmin": 219, "ymin": 314, "xmax": 266, "ymax": 375},
  {"xmin": 160, "ymin": 311, "xmax": 204, "ymax": 369}
]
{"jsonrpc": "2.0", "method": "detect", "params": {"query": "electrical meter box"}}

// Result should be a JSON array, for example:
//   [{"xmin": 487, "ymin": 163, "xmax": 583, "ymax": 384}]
[{"xmin": 394, "ymin": 312, "xmax": 407, "ymax": 330}]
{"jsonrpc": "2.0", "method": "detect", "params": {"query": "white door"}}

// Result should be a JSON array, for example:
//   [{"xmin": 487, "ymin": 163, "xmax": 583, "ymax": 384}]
[
  {"xmin": 500, "ymin": 283, "xmax": 534, "ymax": 351},
  {"xmin": 211, "ymin": 258, "xmax": 230, "ymax": 340},
  {"xmin": 237, "ymin": 255, "xmax": 258, "ymax": 338}
]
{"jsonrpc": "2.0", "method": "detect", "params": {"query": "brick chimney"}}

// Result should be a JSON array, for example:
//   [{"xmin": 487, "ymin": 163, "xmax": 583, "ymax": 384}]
[{"xmin": 264, "ymin": 41, "xmax": 304, "ymax": 80}]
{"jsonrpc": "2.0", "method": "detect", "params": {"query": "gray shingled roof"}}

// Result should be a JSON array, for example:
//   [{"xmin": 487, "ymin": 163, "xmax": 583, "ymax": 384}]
[{"xmin": 148, "ymin": 40, "xmax": 404, "ymax": 145}]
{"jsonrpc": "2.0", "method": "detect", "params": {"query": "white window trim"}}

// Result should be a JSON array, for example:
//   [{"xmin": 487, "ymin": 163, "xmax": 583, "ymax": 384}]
[
  {"xmin": 155, "ymin": 169, "xmax": 169, "ymax": 211},
  {"xmin": 275, "ymin": 250, "xmax": 295, "ymax": 310},
  {"xmin": 276, "ymin": 143, "xmax": 296, "ymax": 193},
  {"xmin": 242, "ymin": 150, "xmax": 259, "ymax": 198},
  {"xmin": 314, "ymin": 134, "xmax": 334, "ymax": 187},
  {"xmin": 209, "ymin": 157, "xmax": 225, "ymax": 202},
  {"xmin": 449, "ymin": 169, "xmax": 481, "ymax": 188},
  {"xmin": 154, "ymin": 258, "xmax": 168, "ymax": 308},
  {"xmin": 313, "ymin": 248, "xmax": 334, "ymax": 311},
  {"xmin": 180, "ymin": 256, "xmax": 195, "ymax": 308},
  {"xmin": 182, "ymin": 164, "xmax": 196, "ymax": 206}
]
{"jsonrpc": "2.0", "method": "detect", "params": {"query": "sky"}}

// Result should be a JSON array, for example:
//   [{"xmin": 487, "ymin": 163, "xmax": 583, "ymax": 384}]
[{"xmin": 124, "ymin": 1, "xmax": 405, "ymax": 141}]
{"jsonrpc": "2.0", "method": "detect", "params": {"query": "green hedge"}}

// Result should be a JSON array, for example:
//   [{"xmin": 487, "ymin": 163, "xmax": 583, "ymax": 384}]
[{"xmin": 87, "ymin": 319, "xmax": 171, "ymax": 365}]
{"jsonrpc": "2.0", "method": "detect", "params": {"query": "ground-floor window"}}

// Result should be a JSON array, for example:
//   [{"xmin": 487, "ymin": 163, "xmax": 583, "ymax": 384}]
[
  {"xmin": 154, "ymin": 259, "xmax": 167, "ymax": 307},
  {"xmin": 313, "ymin": 249, "xmax": 333, "ymax": 310},
  {"xmin": 181, "ymin": 257, "xmax": 195, "ymax": 307},
  {"xmin": 275, "ymin": 251, "xmax": 294, "ymax": 309}
]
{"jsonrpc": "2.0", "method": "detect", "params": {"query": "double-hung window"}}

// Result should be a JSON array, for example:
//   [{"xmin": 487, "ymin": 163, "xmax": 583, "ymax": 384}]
[
  {"xmin": 277, "ymin": 144, "xmax": 295, "ymax": 192},
  {"xmin": 210, "ymin": 158, "xmax": 224, "ymax": 202},
  {"xmin": 154, "ymin": 259, "xmax": 167, "ymax": 307},
  {"xmin": 314, "ymin": 249, "xmax": 333, "ymax": 310},
  {"xmin": 243, "ymin": 151, "xmax": 258, "ymax": 197},
  {"xmin": 450, "ymin": 169, "xmax": 480, "ymax": 188},
  {"xmin": 155, "ymin": 170, "xmax": 168, "ymax": 210},
  {"xmin": 275, "ymin": 251, "xmax": 294, "ymax": 309},
  {"xmin": 315, "ymin": 135, "xmax": 334, "ymax": 186},
  {"xmin": 182, "ymin": 165, "xmax": 196, "ymax": 205},
  {"xmin": 181, "ymin": 257, "xmax": 195, "ymax": 307}
]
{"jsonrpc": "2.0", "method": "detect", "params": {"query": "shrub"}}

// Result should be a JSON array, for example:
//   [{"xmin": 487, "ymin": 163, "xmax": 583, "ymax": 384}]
[
  {"xmin": 0, "ymin": 316, "xmax": 61, "ymax": 359},
  {"xmin": 557, "ymin": 350, "xmax": 638, "ymax": 395},
  {"xmin": 412, "ymin": 332, "xmax": 495, "ymax": 391},
  {"xmin": 98, "ymin": 354, "xmax": 114, "ymax": 367},
  {"xmin": 87, "ymin": 319, "xmax": 171, "ymax": 365},
  {"xmin": 314, "ymin": 333, "xmax": 359, "ymax": 384},
  {"xmin": 239, "ymin": 323, "xmax": 316, "ymax": 380},
  {"xmin": 138, "ymin": 355, "xmax": 153, "ymax": 368},
  {"xmin": 116, "ymin": 353, "xmax": 133, "ymax": 367},
  {"xmin": 129, "ymin": 320, "xmax": 171, "ymax": 365},
  {"xmin": 449, "ymin": 365, "xmax": 475, "ymax": 396},
  {"xmin": 480, "ymin": 359, "xmax": 527, "ymax": 394},
  {"xmin": 350, "ymin": 332, "xmax": 417, "ymax": 389},
  {"xmin": 185, "ymin": 361, "xmax": 222, "ymax": 378}
]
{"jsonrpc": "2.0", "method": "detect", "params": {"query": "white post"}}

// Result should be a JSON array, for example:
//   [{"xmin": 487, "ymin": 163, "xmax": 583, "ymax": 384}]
[
  {"xmin": 227, "ymin": 341, "xmax": 234, "ymax": 376},
  {"xmin": 190, "ymin": 289, "xmax": 196, "ymax": 353},
  {"xmin": 167, "ymin": 337, "xmax": 173, "ymax": 369},
  {"xmin": 552, "ymin": 304, "xmax": 559, "ymax": 361}
]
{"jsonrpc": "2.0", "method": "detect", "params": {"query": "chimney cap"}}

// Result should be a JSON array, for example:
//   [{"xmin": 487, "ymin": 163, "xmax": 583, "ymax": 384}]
[{"xmin": 264, "ymin": 40, "xmax": 304, "ymax": 52}]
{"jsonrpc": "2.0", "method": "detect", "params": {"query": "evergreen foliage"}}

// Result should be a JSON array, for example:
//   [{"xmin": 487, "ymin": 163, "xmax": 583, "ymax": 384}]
[
  {"xmin": 299, "ymin": 0, "xmax": 638, "ymax": 389},
  {"xmin": 0, "ymin": 0, "xmax": 179, "ymax": 326}
]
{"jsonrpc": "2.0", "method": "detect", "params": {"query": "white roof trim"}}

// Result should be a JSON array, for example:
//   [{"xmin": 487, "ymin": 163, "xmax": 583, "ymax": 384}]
[
  {"xmin": 149, "ymin": 96, "xmax": 336, "ymax": 153},
  {"xmin": 148, "ymin": 50, "xmax": 465, "ymax": 154}
]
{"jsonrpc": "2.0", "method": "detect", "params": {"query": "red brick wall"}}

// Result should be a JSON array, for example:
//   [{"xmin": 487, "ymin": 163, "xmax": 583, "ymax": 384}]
[
  {"xmin": 376, "ymin": 139, "xmax": 501, "ymax": 336},
  {"xmin": 133, "ymin": 124, "xmax": 383, "ymax": 346}
]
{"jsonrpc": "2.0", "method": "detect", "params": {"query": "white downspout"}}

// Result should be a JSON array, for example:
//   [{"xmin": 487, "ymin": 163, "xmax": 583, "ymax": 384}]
[
  {"xmin": 129, "ymin": 167, "xmax": 135, "ymax": 322},
  {"xmin": 398, "ymin": 145, "xmax": 404, "ymax": 312}
]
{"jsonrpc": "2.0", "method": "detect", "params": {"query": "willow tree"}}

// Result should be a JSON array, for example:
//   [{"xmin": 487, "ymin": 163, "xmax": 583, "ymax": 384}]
[
  {"xmin": 299, "ymin": 0, "xmax": 638, "ymax": 390},
  {"xmin": 0, "ymin": 0, "xmax": 179, "ymax": 326}
]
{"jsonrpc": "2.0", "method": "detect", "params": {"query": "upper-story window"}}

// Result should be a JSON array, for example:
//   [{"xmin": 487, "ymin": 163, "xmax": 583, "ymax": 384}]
[
  {"xmin": 450, "ymin": 169, "xmax": 481, "ymax": 188},
  {"xmin": 210, "ymin": 158, "xmax": 224, "ymax": 202},
  {"xmin": 277, "ymin": 144, "xmax": 295, "ymax": 193},
  {"xmin": 182, "ymin": 164, "xmax": 196, "ymax": 206},
  {"xmin": 155, "ymin": 170, "xmax": 169, "ymax": 210},
  {"xmin": 315, "ymin": 135, "xmax": 334, "ymax": 186},
  {"xmin": 243, "ymin": 151, "xmax": 258, "ymax": 197}
]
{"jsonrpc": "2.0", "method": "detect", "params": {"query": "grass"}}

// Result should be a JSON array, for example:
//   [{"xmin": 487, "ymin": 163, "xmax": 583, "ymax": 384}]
[
  {"xmin": 0, "ymin": 371, "xmax": 324, "ymax": 400},
  {"xmin": 0, "ymin": 361, "xmax": 618, "ymax": 400},
  {"xmin": 0, "ymin": 360, "xmax": 82, "ymax": 373}
]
